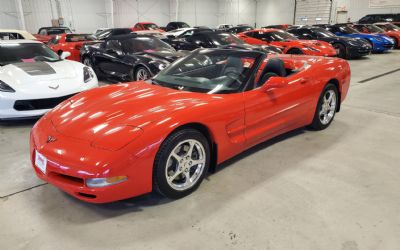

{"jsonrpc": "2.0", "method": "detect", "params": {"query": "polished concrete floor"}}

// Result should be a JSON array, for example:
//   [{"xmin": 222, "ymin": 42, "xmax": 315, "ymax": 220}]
[{"xmin": 1, "ymin": 51, "xmax": 400, "ymax": 250}]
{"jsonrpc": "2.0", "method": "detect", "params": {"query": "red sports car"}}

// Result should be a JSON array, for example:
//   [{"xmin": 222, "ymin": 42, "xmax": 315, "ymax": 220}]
[
  {"xmin": 353, "ymin": 23, "xmax": 400, "ymax": 48},
  {"xmin": 48, "ymin": 34, "xmax": 97, "ymax": 61},
  {"xmin": 238, "ymin": 28, "xmax": 337, "ymax": 56},
  {"xmin": 30, "ymin": 48, "xmax": 350, "ymax": 203},
  {"xmin": 132, "ymin": 22, "xmax": 165, "ymax": 33}
]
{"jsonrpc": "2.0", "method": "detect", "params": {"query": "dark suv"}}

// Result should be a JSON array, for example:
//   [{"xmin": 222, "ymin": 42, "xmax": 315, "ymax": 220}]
[{"xmin": 359, "ymin": 14, "xmax": 400, "ymax": 25}]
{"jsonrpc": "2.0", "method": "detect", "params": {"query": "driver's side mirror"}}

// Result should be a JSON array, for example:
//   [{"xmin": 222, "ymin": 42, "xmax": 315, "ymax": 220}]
[
  {"xmin": 60, "ymin": 51, "xmax": 71, "ymax": 60},
  {"xmin": 261, "ymin": 76, "xmax": 288, "ymax": 91}
]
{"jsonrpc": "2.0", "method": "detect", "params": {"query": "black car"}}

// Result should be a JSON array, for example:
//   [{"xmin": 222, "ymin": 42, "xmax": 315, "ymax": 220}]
[
  {"xmin": 288, "ymin": 26, "xmax": 372, "ymax": 59},
  {"xmin": 163, "ymin": 22, "xmax": 190, "ymax": 32},
  {"xmin": 37, "ymin": 27, "xmax": 72, "ymax": 35},
  {"xmin": 227, "ymin": 26, "xmax": 254, "ymax": 34},
  {"xmin": 167, "ymin": 31, "xmax": 282, "ymax": 54},
  {"xmin": 94, "ymin": 28, "xmax": 133, "ymax": 40},
  {"xmin": 359, "ymin": 13, "xmax": 400, "ymax": 25},
  {"xmin": 80, "ymin": 34, "xmax": 186, "ymax": 82}
]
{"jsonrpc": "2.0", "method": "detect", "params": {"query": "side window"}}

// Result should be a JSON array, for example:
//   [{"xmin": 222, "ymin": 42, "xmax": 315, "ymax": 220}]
[
  {"xmin": 300, "ymin": 29, "xmax": 313, "ymax": 38},
  {"xmin": 106, "ymin": 40, "xmax": 122, "ymax": 51},
  {"xmin": 39, "ymin": 29, "xmax": 47, "ymax": 35},
  {"xmin": 134, "ymin": 23, "xmax": 141, "ymax": 29},
  {"xmin": 245, "ymin": 32, "xmax": 255, "ymax": 38}
]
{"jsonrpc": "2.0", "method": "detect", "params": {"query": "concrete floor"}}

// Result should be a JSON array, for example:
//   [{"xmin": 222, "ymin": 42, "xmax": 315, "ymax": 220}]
[{"xmin": 1, "ymin": 51, "xmax": 400, "ymax": 250}]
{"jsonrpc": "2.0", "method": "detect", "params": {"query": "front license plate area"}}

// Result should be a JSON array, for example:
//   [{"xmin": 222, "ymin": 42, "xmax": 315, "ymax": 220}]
[{"xmin": 35, "ymin": 150, "xmax": 47, "ymax": 174}]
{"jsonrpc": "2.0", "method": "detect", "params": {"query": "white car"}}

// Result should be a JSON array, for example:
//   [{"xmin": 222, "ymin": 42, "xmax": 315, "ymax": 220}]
[
  {"xmin": 0, "ymin": 40, "xmax": 98, "ymax": 120},
  {"xmin": 0, "ymin": 29, "xmax": 37, "ymax": 40},
  {"xmin": 216, "ymin": 24, "xmax": 233, "ymax": 30}
]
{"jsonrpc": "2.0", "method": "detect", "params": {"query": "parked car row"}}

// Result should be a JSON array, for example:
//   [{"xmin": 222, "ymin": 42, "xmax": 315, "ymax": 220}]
[{"xmin": 0, "ymin": 14, "xmax": 395, "ymax": 203}]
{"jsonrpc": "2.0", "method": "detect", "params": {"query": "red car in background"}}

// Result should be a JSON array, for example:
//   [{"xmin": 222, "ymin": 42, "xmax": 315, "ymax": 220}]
[
  {"xmin": 131, "ymin": 22, "xmax": 165, "ymax": 32},
  {"xmin": 238, "ymin": 28, "xmax": 337, "ymax": 56},
  {"xmin": 33, "ymin": 26, "xmax": 73, "ymax": 43},
  {"xmin": 48, "ymin": 33, "xmax": 97, "ymax": 61},
  {"xmin": 353, "ymin": 23, "xmax": 400, "ymax": 48}
]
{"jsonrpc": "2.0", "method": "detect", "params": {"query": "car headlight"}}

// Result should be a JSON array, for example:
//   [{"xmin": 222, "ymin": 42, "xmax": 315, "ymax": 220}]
[
  {"xmin": 91, "ymin": 125, "xmax": 143, "ymax": 151},
  {"xmin": 86, "ymin": 176, "xmax": 128, "ymax": 188},
  {"xmin": 303, "ymin": 46, "xmax": 320, "ymax": 52},
  {"xmin": 83, "ymin": 66, "xmax": 95, "ymax": 83},
  {"xmin": 0, "ymin": 80, "xmax": 15, "ymax": 92}
]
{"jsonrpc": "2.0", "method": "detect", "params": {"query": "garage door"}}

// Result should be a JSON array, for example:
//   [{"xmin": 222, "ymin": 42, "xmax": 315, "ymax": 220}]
[{"xmin": 294, "ymin": 0, "xmax": 333, "ymax": 25}]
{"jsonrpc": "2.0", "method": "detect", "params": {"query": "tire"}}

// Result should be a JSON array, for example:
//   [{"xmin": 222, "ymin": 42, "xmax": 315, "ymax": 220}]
[
  {"xmin": 309, "ymin": 83, "xmax": 339, "ymax": 130},
  {"xmin": 332, "ymin": 43, "xmax": 347, "ymax": 59},
  {"xmin": 134, "ymin": 66, "xmax": 151, "ymax": 81},
  {"xmin": 153, "ymin": 129, "xmax": 210, "ymax": 199},
  {"xmin": 392, "ymin": 37, "xmax": 399, "ymax": 49},
  {"xmin": 287, "ymin": 48, "xmax": 304, "ymax": 55}
]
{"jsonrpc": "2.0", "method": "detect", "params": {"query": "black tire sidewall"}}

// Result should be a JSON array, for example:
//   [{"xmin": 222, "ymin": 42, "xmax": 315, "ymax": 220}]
[
  {"xmin": 333, "ymin": 43, "xmax": 346, "ymax": 58},
  {"xmin": 310, "ymin": 83, "xmax": 339, "ymax": 130},
  {"xmin": 153, "ymin": 129, "xmax": 210, "ymax": 199}
]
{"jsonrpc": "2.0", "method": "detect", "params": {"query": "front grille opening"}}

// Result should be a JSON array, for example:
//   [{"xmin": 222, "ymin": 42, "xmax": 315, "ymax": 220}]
[
  {"xmin": 49, "ymin": 172, "xmax": 84, "ymax": 185},
  {"xmin": 77, "ymin": 192, "xmax": 96, "ymax": 199},
  {"xmin": 14, "ymin": 93, "xmax": 76, "ymax": 111}
]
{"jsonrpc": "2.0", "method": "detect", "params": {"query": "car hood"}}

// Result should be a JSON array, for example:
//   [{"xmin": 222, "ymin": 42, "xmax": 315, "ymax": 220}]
[
  {"xmin": 134, "ymin": 50, "xmax": 186, "ymax": 62},
  {"xmin": 294, "ymin": 40, "xmax": 332, "ymax": 48},
  {"xmin": 0, "ymin": 60, "xmax": 82, "ymax": 93},
  {"xmin": 50, "ymin": 81, "xmax": 215, "ymax": 142}
]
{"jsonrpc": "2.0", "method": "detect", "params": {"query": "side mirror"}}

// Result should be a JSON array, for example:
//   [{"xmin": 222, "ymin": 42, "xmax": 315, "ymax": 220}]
[
  {"xmin": 60, "ymin": 51, "xmax": 71, "ymax": 59},
  {"xmin": 261, "ymin": 76, "xmax": 288, "ymax": 91}
]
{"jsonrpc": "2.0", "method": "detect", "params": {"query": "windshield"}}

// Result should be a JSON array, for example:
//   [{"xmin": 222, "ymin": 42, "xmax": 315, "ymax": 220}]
[
  {"xmin": 262, "ymin": 31, "xmax": 298, "ymax": 41},
  {"xmin": 0, "ymin": 43, "xmax": 60, "ymax": 65},
  {"xmin": 96, "ymin": 29, "xmax": 131, "ymax": 40},
  {"xmin": 121, "ymin": 37, "xmax": 175, "ymax": 53},
  {"xmin": 375, "ymin": 23, "xmax": 399, "ymax": 31},
  {"xmin": 47, "ymin": 28, "xmax": 72, "ymax": 35},
  {"xmin": 313, "ymin": 28, "xmax": 335, "ymax": 38},
  {"xmin": 208, "ymin": 33, "xmax": 244, "ymax": 45},
  {"xmin": 177, "ymin": 22, "xmax": 190, "ymax": 28},
  {"xmin": 66, "ymin": 34, "xmax": 96, "ymax": 42},
  {"xmin": 338, "ymin": 26, "xmax": 360, "ymax": 34},
  {"xmin": 152, "ymin": 50, "xmax": 262, "ymax": 94},
  {"xmin": 143, "ymin": 23, "xmax": 160, "ymax": 30},
  {"xmin": 356, "ymin": 25, "xmax": 384, "ymax": 33}
]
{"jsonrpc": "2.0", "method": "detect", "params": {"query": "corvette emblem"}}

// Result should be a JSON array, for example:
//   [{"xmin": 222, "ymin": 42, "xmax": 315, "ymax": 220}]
[
  {"xmin": 46, "ymin": 136, "xmax": 57, "ymax": 143},
  {"xmin": 48, "ymin": 84, "xmax": 59, "ymax": 90}
]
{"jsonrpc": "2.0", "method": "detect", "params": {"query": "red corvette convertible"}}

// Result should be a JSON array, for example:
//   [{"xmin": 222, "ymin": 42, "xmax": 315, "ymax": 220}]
[
  {"xmin": 238, "ymin": 28, "xmax": 337, "ymax": 56},
  {"xmin": 30, "ymin": 48, "xmax": 350, "ymax": 203},
  {"xmin": 48, "ymin": 33, "xmax": 97, "ymax": 62}
]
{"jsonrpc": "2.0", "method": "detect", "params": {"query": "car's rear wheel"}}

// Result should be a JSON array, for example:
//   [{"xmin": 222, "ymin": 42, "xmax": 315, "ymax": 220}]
[
  {"xmin": 287, "ymin": 48, "xmax": 304, "ymax": 54},
  {"xmin": 333, "ymin": 43, "xmax": 347, "ymax": 58},
  {"xmin": 135, "ymin": 66, "xmax": 151, "ymax": 81},
  {"xmin": 309, "ymin": 83, "xmax": 338, "ymax": 130},
  {"xmin": 153, "ymin": 129, "xmax": 210, "ymax": 199}
]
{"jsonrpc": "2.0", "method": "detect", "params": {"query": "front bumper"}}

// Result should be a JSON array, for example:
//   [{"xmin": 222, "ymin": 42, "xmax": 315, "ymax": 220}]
[
  {"xmin": 30, "ymin": 117, "xmax": 153, "ymax": 203},
  {"xmin": 371, "ymin": 42, "xmax": 394, "ymax": 52}
]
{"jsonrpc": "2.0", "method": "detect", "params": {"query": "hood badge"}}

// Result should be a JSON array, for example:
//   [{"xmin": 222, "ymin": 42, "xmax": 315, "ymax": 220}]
[
  {"xmin": 48, "ymin": 84, "xmax": 59, "ymax": 90},
  {"xmin": 46, "ymin": 136, "xmax": 57, "ymax": 143}
]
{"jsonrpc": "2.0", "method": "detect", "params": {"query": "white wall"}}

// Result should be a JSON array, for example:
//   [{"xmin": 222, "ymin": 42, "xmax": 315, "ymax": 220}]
[
  {"xmin": 218, "ymin": 0, "xmax": 256, "ymax": 27},
  {"xmin": 256, "ymin": 0, "xmax": 294, "ymax": 27},
  {"xmin": 0, "ymin": 0, "xmax": 20, "ymax": 29}
]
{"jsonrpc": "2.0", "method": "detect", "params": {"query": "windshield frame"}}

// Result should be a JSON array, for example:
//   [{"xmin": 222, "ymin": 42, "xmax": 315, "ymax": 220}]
[{"xmin": 152, "ymin": 49, "xmax": 265, "ymax": 94}]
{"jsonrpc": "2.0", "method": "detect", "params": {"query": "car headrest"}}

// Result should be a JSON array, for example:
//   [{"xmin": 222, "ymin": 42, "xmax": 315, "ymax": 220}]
[{"xmin": 258, "ymin": 58, "xmax": 286, "ymax": 85}]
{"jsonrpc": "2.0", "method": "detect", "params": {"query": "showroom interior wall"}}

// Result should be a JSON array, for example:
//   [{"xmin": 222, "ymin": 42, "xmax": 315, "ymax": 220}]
[{"xmin": 2, "ymin": 0, "xmax": 400, "ymax": 33}]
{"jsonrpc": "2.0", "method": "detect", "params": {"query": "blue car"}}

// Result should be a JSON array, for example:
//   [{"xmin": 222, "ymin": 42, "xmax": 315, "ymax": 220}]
[{"xmin": 316, "ymin": 24, "xmax": 395, "ymax": 53}]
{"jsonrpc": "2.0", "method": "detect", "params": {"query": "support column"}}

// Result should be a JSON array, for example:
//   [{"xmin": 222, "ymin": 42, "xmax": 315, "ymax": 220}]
[
  {"xmin": 15, "ymin": 0, "xmax": 26, "ymax": 30},
  {"xmin": 105, "ymin": 0, "xmax": 114, "ymax": 28}
]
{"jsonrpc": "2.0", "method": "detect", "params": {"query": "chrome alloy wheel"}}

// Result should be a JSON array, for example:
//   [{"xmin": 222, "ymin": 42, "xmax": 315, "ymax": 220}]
[
  {"xmin": 136, "ymin": 68, "xmax": 149, "ymax": 80},
  {"xmin": 319, "ymin": 90, "xmax": 337, "ymax": 125},
  {"xmin": 165, "ymin": 139, "xmax": 206, "ymax": 191}
]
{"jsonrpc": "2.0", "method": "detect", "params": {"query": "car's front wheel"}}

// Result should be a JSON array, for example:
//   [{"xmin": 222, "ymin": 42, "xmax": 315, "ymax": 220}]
[
  {"xmin": 135, "ymin": 66, "xmax": 151, "ymax": 81},
  {"xmin": 309, "ymin": 83, "xmax": 339, "ymax": 130},
  {"xmin": 153, "ymin": 129, "xmax": 210, "ymax": 199},
  {"xmin": 333, "ymin": 43, "xmax": 347, "ymax": 58}
]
